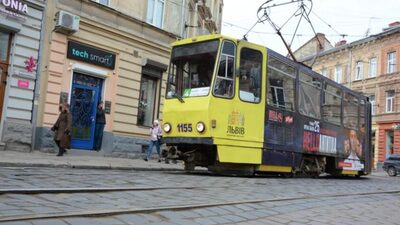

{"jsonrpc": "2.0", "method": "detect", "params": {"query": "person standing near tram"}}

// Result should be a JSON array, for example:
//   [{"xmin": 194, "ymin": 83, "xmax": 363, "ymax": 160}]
[
  {"xmin": 94, "ymin": 101, "xmax": 106, "ymax": 151},
  {"xmin": 144, "ymin": 120, "xmax": 163, "ymax": 162}
]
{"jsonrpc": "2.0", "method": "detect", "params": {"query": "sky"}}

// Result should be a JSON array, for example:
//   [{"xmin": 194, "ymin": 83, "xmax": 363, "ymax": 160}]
[{"xmin": 221, "ymin": 0, "xmax": 400, "ymax": 55}]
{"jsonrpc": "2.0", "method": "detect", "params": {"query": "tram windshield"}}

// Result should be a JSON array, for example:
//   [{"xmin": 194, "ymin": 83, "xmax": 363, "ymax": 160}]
[{"xmin": 167, "ymin": 40, "xmax": 219, "ymax": 99}]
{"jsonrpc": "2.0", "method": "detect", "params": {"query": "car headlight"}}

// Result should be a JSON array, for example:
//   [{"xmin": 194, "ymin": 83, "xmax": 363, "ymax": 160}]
[
  {"xmin": 196, "ymin": 122, "xmax": 205, "ymax": 133},
  {"xmin": 163, "ymin": 123, "xmax": 171, "ymax": 133}
]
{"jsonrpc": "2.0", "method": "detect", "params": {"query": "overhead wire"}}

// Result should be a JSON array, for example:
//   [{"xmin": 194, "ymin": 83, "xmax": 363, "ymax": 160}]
[{"xmin": 222, "ymin": 22, "xmax": 365, "ymax": 37}]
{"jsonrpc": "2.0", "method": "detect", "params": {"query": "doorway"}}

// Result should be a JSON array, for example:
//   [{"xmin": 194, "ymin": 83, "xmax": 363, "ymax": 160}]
[
  {"xmin": 70, "ymin": 72, "xmax": 103, "ymax": 149},
  {"xmin": 0, "ymin": 31, "xmax": 11, "ymax": 120}
]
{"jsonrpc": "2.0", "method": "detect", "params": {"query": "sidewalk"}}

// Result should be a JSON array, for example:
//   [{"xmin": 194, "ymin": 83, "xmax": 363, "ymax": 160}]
[{"xmin": 0, "ymin": 150, "xmax": 184, "ymax": 171}]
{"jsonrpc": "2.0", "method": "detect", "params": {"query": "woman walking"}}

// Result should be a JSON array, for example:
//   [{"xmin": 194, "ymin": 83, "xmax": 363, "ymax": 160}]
[{"xmin": 51, "ymin": 103, "xmax": 72, "ymax": 156}]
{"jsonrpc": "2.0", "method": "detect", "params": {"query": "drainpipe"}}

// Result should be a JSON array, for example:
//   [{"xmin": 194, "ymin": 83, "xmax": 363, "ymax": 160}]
[
  {"xmin": 31, "ymin": 3, "xmax": 48, "ymax": 151},
  {"xmin": 180, "ymin": 0, "xmax": 186, "ymax": 38},
  {"xmin": 347, "ymin": 46, "xmax": 352, "ymax": 89}
]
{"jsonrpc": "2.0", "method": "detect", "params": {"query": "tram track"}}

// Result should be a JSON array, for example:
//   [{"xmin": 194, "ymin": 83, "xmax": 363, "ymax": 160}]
[
  {"xmin": 1, "ymin": 189, "xmax": 399, "ymax": 222},
  {"xmin": 0, "ymin": 185, "xmax": 233, "ymax": 195}
]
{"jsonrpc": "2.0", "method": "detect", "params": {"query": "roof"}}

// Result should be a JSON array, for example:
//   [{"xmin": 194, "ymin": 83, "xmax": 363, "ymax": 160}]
[{"xmin": 299, "ymin": 26, "xmax": 400, "ymax": 62}]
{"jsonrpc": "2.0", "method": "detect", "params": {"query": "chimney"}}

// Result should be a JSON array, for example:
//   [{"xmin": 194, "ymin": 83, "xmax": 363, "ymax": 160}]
[
  {"xmin": 389, "ymin": 21, "xmax": 400, "ymax": 28},
  {"xmin": 315, "ymin": 33, "xmax": 325, "ymax": 50},
  {"xmin": 383, "ymin": 21, "xmax": 400, "ymax": 31},
  {"xmin": 335, "ymin": 40, "xmax": 347, "ymax": 47}
]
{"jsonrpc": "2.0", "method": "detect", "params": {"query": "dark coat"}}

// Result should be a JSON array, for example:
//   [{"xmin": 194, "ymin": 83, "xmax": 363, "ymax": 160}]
[
  {"xmin": 96, "ymin": 108, "xmax": 106, "ymax": 124},
  {"xmin": 52, "ymin": 111, "xmax": 72, "ymax": 149}
]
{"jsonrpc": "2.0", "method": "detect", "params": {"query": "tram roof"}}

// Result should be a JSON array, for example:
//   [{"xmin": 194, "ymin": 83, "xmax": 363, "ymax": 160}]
[
  {"xmin": 171, "ymin": 34, "xmax": 368, "ymax": 100},
  {"xmin": 171, "ymin": 34, "xmax": 264, "ymax": 49}
]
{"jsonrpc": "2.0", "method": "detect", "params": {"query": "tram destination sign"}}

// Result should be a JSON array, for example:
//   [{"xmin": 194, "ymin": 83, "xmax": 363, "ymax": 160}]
[{"xmin": 67, "ymin": 41, "xmax": 116, "ymax": 69}]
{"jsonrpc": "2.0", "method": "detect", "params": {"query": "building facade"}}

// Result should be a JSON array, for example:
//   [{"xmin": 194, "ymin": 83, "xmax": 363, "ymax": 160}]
[
  {"xmin": 31, "ymin": 0, "xmax": 223, "ymax": 157},
  {"xmin": 296, "ymin": 23, "xmax": 400, "ymax": 168},
  {"xmin": 0, "ymin": 0, "xmax": 46, "ymax": 151}
]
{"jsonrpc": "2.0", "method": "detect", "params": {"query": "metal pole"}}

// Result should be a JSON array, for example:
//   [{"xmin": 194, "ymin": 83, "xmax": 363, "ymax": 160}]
[{"xmin": 31, "ymin": 3, "xmax": 48, "ymax": 151}]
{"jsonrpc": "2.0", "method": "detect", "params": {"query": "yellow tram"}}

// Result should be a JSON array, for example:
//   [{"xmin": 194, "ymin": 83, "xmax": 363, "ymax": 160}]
[{"xmin": 161, "ymin": 34, "xmax": 372, "ymax": 177}]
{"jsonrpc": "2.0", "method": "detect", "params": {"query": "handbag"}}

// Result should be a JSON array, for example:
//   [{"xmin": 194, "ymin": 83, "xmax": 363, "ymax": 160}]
[{"xmin": 157, "ymin": 135, "xmax": 162, "ymax": 144}]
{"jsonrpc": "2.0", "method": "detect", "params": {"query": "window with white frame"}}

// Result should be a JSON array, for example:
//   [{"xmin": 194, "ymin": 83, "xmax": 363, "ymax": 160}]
[
  {"xmin": 147, "ymin": 0, "xmax": 165, "ymax": 28},
  {"xmin": 385, "ymin": 90, "xmax": 395, "ymax": 113},
  {"xmin": 335, "ymin": 65, "xmax": 342, "ymax": 83},
  {"xmin": 355, "ymin": 61, "xmax": 363, "ymax": 80},
  {"xmin": 369, "ymin": 95, "xmax": 376, "ymax": 115},
  {"xmin": 321, "ymin": 69, "xmax": 327, "ymax": 77},
  {"xmin": 387, "ymin": 52, "xmax": 396, "ymax": 73},
  {"xmin": 94, "ymin": 0, "xmax": 110, "ymax": 6},
  {"xmin": 369, "ymin": 57, "xmax": 377, "ymax": 78}
]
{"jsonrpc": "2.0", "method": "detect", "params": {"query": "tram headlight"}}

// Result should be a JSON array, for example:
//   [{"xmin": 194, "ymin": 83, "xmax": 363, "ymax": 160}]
[
  {"xmin": 196, "ymin": 122, "xmax": 205, "ymax": 133},
  {"xmin": 163, "ymin": 123, "xmax": 171, "ymax": 133}
]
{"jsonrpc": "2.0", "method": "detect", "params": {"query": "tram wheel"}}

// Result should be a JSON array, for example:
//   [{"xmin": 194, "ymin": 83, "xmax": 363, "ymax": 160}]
[{"xmin": 184, "ymin": 161, "xmax": 195, "ymax": 172}]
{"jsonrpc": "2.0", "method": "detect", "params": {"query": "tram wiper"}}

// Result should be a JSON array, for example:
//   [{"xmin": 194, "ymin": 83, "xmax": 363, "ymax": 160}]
[{"xmin": 172, "ymin": 92, "xmax": 185, "ymax": 103}]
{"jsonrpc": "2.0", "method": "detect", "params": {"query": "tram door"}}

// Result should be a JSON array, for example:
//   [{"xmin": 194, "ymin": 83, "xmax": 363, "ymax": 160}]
[
  {"xmin": 236, "ymin": 41, "xmax": 265, "ymax": 143},
  {"xmin": 70, "ymin": 73, "xmax": 102, "ymax": 149}
]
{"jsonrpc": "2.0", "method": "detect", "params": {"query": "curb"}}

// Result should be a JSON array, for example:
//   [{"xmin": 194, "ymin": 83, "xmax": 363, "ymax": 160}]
[{"xmin": 0, "ymin": 162, "xmax": 184, "ymax": 172}]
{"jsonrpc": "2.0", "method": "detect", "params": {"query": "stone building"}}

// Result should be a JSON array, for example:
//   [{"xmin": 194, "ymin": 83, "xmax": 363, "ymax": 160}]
[
  {"xmin": 0, "ymin": 0, "xmax": 46, "ymax": 151},
  {"xmin": 30, "ymin": 0, "xmax": 223, "ymax": 157},
  {"xmin": 296, "ymin": 23, "xmax": 400, "ymax": 168}
]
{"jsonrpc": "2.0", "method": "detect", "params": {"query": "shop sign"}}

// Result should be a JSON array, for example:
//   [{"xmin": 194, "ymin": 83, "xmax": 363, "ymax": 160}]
[
  {"xmin": 0, "ymin": 0, "xmax": 28, "ymax": 20},
  {"xmin": 104, "ymin": 101, "xmax": 111, "ymax": 114},
  {"xmin": 17, "ymin": 79, "xmax": 29, "ymax": 89},
  {"xmin": 67, "ymin": 41, "xmax": 116, "ymax": 69}
]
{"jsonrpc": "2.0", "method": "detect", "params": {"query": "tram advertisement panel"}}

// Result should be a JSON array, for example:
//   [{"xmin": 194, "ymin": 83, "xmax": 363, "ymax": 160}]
[
  {"xmin": 338, "ymin": 129, "xmax": 365, "ymax": 171},
  {"xmin": 301, "ymin": 119, "xmax": 365, "ymax": 171}
]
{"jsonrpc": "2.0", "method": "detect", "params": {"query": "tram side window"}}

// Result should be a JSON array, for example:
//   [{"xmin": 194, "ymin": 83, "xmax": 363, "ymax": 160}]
[
  {"xmin": 213, "ymin": 41, "xmax": 235, "ymax": 98},
  {"xmin": 267, "ymin": 57, "xmax": 295, "ymax": 110},
  {"xmin": 343, "ymin": 93, "xmax": 359, "ymax": 130},
  {"xmin": 323, "ymin": 84, "xmax": 342, "ymax": 125},
  {"xmin": 299, "ymin": 73, "xmax": 321, "ymax": 118},
  {"xmin": 239, "ymin": 48, "xmax": 262, "ymax": 103}
]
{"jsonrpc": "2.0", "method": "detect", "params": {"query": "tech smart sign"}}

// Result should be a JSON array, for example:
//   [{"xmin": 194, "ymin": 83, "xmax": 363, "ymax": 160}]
[{"xmin": 67, "ymin": 41, "xmax": 116, "ymax": 70}]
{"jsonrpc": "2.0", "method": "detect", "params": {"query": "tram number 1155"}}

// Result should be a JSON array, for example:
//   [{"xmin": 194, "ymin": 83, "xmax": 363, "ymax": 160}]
[{"xmin": 177, "ymin": 123, "xmax": 192, "ymax": 132}]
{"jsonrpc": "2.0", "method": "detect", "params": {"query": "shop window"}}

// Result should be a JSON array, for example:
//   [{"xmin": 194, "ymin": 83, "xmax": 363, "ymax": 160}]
[
  {"xmin": 386, "ymin": 130, "xmax": 394, "ymax": 159},
  {"xmin": 299, "ymin": 72, "xmax": 321, "ymax": 118},
  {"xmin": 343, "ymin": 93, "xmax": 359, "ymax": 130},
  {"xmin": 0, "ymin": 31, "xmax": 11, "ymax": 62},
  {"xmin": 213, "ymin": 41, "xmax": 235, "ymax": 98},
  {"xmin": 369, "ymin": 57, "xmax": 377, "ymax": 78},
  {"xmin": 239, "ymin": 48, "xmax": 262, "ymax": 103},
  {"xmin": 320, "ymin": 68, "xmax": 327, "ymax": 77},
  {"xmin": 138, "ymin": 75, "xmax": 158, "ymax": 127},
  {"xmin": 369, "ymin": 95, "xmax": 376, "ymax": 115},
  {"xmin": 355, "ymin": 61, "xmax": 363, "ymax": 80},
  {"xmin": 385, "ymin": 90, "xmax": 395, "ymax": 113},
  {"xmin": 323, "ymin": 83, "xmax": 341, "ymax": 125},
  {"xmin": 93, "ymin": 0, "xmax": 110, "ymax": 6},
  {"xmin": 359, "ymin": 99, "xmax": 366, "ymax": 130},
  {"xmin": 147, "ymin": 0, "xmax": 165, "ymax": 28},
  {"xmin": 387, "ymin": 52, "xmax": 396, "ymax": 73},
  {"xmin": 335, "ymin": 65, "xmax": 342, "ymax": 83},
  {"xmin": 267, "ymin": 57, "xmax": 295, "ymax": 110}
]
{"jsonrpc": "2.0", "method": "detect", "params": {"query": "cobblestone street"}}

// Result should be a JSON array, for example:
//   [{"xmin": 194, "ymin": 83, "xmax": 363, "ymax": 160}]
[{"xmin": 1, "ymin": 167, "xmax": 399, "ymax": 224}]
